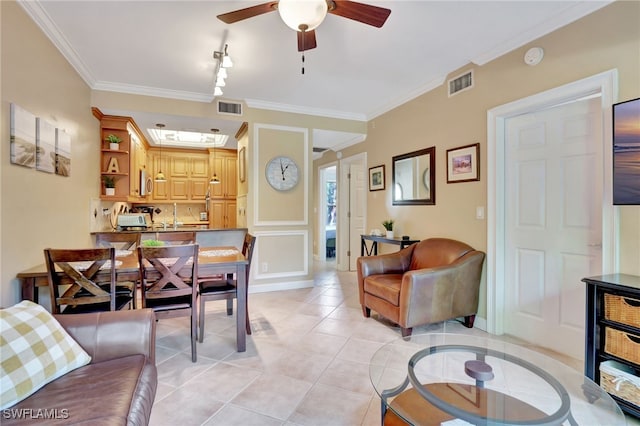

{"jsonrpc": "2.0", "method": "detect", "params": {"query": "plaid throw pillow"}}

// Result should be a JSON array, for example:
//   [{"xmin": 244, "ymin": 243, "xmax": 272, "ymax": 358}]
[{"xmin": 0, "ymin": 301, "xmax": 91, "ymax": 409}]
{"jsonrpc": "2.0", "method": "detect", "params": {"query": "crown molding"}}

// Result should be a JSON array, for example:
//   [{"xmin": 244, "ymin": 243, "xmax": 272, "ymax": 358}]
[
  {"xmin": 245, "ymin": 99, "xmax": 366, "ymax": 122},
  {"xmin": 18, "ymin": 0, "xmax": 96, "ymax": 87},
  {"xmin": 366, "ymin": 76, "xmax": 446, "ymax": 120},
  {"xmin": 471, "ymin": 1, "xmax": 612, "ymax": 66},
  {"xmin": 93, "ymin": 81, "xmax": 213, "ymax": 103}
]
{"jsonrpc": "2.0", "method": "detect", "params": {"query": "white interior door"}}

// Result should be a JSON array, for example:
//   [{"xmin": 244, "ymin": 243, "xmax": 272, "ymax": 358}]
[
  {"xmin": 349, "ymin": 163, "xmax": 365, "ymax": 271},
  {"xmin": 504, "ymin": 96, "xmax": 603, "ymax": 359},
  {"xmin": 337, "ymin": 153, "xmax": 366, "ymax": 271}
]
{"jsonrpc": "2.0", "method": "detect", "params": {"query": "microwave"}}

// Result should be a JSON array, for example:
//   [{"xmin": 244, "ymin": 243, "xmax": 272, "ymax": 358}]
[{"xmin": 140, "ymin": 169, "xmax": 152, "ymax": 196}]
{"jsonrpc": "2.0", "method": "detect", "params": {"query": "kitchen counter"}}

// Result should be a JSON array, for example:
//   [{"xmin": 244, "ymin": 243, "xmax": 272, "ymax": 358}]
[{"xmin": 92, "ymin": 228, "xmax": 248, "ymax": 250}]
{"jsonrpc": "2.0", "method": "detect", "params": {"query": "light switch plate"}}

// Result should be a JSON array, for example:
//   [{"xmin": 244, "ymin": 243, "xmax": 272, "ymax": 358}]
[{"xmin": 476, "ymin": 206, "xmax": 485, "ymax": 220}]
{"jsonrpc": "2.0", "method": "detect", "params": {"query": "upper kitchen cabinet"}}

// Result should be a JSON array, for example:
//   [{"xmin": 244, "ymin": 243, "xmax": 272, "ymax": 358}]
[
  {"xmin": 149, "ymin": 149, "xmax": 210, "ymax": 202},
  {"xmin": 210, "ymin": 148, "xmax": 237, "ymax": 199},
  {"xmin": 93, "ymin": 108, "xmax": 149, "ymax": 202}
]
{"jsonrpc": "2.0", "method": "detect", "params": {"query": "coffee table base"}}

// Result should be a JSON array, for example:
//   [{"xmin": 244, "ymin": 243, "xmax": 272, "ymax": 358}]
[{"xmin": 383, "ymin": 383, "xmax": 547, "ymax": 426}]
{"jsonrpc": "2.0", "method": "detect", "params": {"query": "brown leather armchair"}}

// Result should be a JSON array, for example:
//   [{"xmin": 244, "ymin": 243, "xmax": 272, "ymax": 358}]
[{"xmin": 357, "ymin": 238, "xmax": 485, "ymax": 337}]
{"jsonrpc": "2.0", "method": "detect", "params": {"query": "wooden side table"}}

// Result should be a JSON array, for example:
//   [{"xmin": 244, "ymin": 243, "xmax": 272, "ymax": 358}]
[{"xmin": 360, "ymin": 235, "xmax": 419, "ymax": 256}]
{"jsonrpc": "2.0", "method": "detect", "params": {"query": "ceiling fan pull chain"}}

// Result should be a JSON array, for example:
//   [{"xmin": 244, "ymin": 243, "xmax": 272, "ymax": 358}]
[{"xmin": 300, "ymin": 24, "xmax": 307, "ymax": 75}]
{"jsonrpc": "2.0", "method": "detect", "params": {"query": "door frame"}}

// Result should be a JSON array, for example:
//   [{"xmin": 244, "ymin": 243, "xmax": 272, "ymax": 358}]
[
  {"xmin": 317, "ymin": 162, "xmax": 337, "ymax": 262},
  {"xmin": 486, "ymin": 69, "xmax": 619, "ymax": 335}
]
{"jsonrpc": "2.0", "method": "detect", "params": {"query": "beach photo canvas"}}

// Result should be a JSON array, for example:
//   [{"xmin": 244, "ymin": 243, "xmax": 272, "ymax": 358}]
[
  {"xmin": 613, "ymin": 98, "xmax": 640, "ymax": 205},
  {"xmin": 36, "ymin": 118, "xmax": 56, "ymax": 173},
  {"xmin": 55, "ymin": 128, "xmax": 71, "ymax": 177},
  {"xmin": 9, "ymin": 103, "xmax": 37, "ymax": 168}
]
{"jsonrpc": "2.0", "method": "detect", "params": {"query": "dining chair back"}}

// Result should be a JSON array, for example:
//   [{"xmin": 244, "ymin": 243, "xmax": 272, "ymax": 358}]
[
  {"xmin": 138, "ymin": 243, "xmax": 199, "ymax": 362},
  {"xmin": 45, "ymin": 247, "xmax": 131, "ymax": 314},
  {"xmin": 95, "ymin": 232, "xmax": 141, "ymax": 251},
  {"xmin": 95, "ymin": 232, "xmax": 141, "ymax": 308},
  {"xmin": 155, "ymin": 231, "xmax": 196, "ymax": 245},
  {"xmin": 198, "ymin": 233, "xmax": 256, "ymax": 342}
]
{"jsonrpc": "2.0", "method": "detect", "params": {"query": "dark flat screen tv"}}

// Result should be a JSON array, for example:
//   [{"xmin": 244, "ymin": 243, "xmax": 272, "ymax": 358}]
[{"xmin": 613, "ymin": 97, "xmax": 640, "ymax": 205}]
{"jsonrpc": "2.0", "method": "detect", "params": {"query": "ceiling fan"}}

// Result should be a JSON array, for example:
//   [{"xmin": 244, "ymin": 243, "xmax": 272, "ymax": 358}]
[{"xmin": 217, "ymin": 0, "xmax": 391, "ymax": 53}]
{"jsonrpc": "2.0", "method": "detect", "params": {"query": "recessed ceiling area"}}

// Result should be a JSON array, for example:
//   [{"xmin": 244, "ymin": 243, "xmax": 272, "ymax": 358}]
[{"xmin": 100, "ymin": 109, "xmax": 243, "ymax": 149}]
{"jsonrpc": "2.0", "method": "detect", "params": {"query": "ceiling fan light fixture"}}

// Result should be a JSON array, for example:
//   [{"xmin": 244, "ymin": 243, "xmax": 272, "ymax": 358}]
[{"xmin": 278, "ymin": 0, "xmax": 328, "ymax": 32}]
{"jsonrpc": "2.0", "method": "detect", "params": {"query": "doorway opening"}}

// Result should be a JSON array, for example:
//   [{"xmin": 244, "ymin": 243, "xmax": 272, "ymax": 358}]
[{"xmin": 318, "ymin": 164, "xmax": 337, "ymax": 265}]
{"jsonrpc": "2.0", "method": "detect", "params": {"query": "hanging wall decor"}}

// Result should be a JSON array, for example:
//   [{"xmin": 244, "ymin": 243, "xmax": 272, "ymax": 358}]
[
  {"xmin": 9, "ymin": 103, "xmax": 37, "ymax": 168},
  {"xmin": 446, "ymin": 143, "xmax": 480, "ymax": 183},
  {"xmin": 55, "ymin": 128, "xmax": 71, "ymax": 177},
  {"xmin": 36, "ymin": 118, "xmax": 56, "ymax": 173}
]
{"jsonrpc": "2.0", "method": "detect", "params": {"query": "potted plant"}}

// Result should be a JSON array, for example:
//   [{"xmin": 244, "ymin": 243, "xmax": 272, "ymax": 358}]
[
  {"xmin": 102, "ymin": 175, "xmax": 116, "ymax": 196},
  {"xmin": 382, "ymin": 219, "xmax": 395, "ymax": 239},
  {"xmin": 106, "ymin": 134, "xmax": 122, "ymax": 151}
]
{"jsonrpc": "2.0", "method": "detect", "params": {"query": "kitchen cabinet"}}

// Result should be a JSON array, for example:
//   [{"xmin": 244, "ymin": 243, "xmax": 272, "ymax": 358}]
[
  {"xmin": 208, "ymin": 148, "xmax": 237, "ymax": 229},
  {"xmin": 210, "ymin": 199, "xmax": 237, "ymax": 229},
  {"xmin": 210, "ymin": 149, "xmax": 237, "ymax": 199},
  {"xmin": 150, "ymin": 153, "xmax": 169, "ymax": 200},
  {"xmin": 94, "ymin": 109, "xmax": 150, "ymax": 202},
  {"xmin": 150, "ymin": 150, "xmax": 210, "ymax": 202},
  {"xmin": 129, "ymin": 130, "xmax": 148, "ymax": 198},
  {"xmin": 582, "ymin": 274, "xmax": 640, "ymax": 418}
]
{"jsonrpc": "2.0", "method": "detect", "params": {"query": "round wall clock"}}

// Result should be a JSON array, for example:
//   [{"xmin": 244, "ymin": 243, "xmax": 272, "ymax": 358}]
[{"xmin": 265, "ymin": 156, "xmax": 299, "ymax": 191}]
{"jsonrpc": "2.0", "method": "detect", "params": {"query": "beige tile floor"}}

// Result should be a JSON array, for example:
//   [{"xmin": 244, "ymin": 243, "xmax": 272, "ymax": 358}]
[{"xmin": 149, "ymin": 261, "xmax": 639, "ymax": 426}]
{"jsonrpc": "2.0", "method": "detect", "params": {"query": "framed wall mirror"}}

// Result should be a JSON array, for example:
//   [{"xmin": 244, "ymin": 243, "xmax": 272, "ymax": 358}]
[{"xmin": 392, "ymin": 146, "xmax": 435, "ymax": 205}]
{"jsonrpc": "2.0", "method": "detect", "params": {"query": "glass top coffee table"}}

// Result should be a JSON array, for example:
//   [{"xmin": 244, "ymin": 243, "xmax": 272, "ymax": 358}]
[{"xmin": 369, "ymin": 333, "xmax": 625, "ymax": 425}]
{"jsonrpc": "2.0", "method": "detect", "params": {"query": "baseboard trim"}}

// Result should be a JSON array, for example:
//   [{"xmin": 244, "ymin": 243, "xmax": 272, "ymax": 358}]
[{"xmin": 248, "ymin": 279, "xmax": 314, "ymax": 294}]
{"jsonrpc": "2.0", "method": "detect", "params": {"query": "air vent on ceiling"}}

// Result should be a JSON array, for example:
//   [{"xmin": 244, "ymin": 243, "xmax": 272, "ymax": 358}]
[
  {"xmin": 448, "ymin": 70, "xmax": 473, "ymax": 97},
  {"xmin": 217, "ymin": 100, "xmax": 243, "ymax": 116}
]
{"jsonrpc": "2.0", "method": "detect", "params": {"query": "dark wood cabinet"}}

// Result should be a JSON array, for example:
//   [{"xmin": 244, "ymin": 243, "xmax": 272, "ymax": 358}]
[{"xmin": 582, "ymin": 274, "xmax": 640, "ymax": 418}]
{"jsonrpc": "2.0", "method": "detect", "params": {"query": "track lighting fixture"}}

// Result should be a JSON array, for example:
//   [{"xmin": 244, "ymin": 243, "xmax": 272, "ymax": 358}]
[{"xmin": 213, "ymin": 44, "xmax": 232, "ymax": 97}]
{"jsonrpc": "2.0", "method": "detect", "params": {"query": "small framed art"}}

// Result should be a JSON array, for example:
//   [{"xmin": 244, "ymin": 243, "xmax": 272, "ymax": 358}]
[
  {"xmin": 369, "ymin": 165, "xmax": 385, "ymax": 191},
  {"xmin": 446, "ymin": 143, "xmax": 480, "ymax": 183},
  {"xmin": 239, "ymin": 146, "xmax": 246, "ymax": 183}
]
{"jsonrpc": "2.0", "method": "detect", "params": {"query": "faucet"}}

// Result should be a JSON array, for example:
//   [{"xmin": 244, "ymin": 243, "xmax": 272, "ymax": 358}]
[{"xmin": 173, "ymin": 203, "xmax": 178, "ymax": 230}]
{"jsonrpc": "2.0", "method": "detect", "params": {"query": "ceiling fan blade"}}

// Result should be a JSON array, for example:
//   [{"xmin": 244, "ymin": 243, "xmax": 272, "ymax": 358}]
[
  {"xmin": 217, "ymin": 2, "xmax": 278, "ymax": 24},
  {"xmin": 297, "ymin": 29, "xmax": 317, "ymax": 52},
  {"xmin": 329, "ymin": 0, "xmax": 391, "ymax": 28}
]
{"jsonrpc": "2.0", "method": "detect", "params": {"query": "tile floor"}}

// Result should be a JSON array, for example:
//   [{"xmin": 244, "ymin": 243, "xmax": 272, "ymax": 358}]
[{"xmin": 149, "ymin": 261, "xmax": 638, "ymax": 426}]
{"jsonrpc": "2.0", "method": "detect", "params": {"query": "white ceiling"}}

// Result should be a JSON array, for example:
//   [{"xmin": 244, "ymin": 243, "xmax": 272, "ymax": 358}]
[{"xmin": 20, "ymin": 0, "xmax": 611, "ymax": 150}]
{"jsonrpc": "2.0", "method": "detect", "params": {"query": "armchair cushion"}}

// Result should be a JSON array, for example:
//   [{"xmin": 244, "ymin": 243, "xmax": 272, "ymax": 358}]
[
  {"xmin": 363, "ymin": 274, "xmax": 403, "ymax": 305},
  {"xmin": 0, "ymin": 301, "xmax": 91, "ymax": 409}
]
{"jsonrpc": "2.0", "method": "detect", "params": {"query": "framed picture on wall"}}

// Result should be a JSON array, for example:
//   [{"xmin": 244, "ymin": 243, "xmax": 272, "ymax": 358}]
[
  {"xmin": 36, "ymin": 118, "xmax": 56, "ymax": 173},
  {"xmin": 369, "ymin": 165, "xmax": 385, "ymax": 191},
  {"xmin": 9, "ymin": 103, "xmax": 37, "ymax": 168},
  {"xmin": 239, "ymin": 146, "xmax": 246, "ymax": 183},
  {"xmin": 446, "ymin": 143, "xmax": 480, "ymax": 183}
]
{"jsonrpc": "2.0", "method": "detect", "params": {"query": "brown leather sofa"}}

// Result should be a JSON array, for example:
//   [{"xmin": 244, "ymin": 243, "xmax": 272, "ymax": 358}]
[
  {"xmin": 357, "ymin": 238, "xmax": 485, "ymax": 337},
  {"xmin": 4, "ymin": 309, "xmax": 157, "ymax": 425}
]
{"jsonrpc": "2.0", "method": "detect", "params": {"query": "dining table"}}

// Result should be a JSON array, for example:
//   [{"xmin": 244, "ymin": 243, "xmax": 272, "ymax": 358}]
[{"xmin": 16, "ymin": 245, "xmax": 249, "ymax": 352}]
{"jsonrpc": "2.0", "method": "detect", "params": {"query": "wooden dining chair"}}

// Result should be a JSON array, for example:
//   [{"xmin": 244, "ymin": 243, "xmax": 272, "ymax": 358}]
[
  {"xmin": 138, "ymin": 244, "xmax": 199, "ymax": 362},
  {"xmin": 155, "ymin": 231, "xmax": 196, "ymax": 245},
  {"xmin": 95, "ymin": 232, "xmax": 141, "ymax": 308},
  {"xmin": 95, "ymin": 232, "xmax": 141, "ymax": 250},
  {"xmin": 45, "ymin": 247, "xmax": 132, "ymax": 314},
  {"xmin": 198, "ymin": 233, "xmax": 256, "ymax": 342}
]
